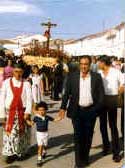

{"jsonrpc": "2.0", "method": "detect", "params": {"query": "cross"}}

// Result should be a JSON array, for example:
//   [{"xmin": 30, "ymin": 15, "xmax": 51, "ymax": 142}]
[{"xmin": 41, "ymin": 18, "xmax": 57, "ymax": 55}]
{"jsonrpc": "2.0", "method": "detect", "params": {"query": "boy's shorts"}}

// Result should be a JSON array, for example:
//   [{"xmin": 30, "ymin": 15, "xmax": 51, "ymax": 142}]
[{"xmin": 36, "ymin": 131, "xmax": 48, "ymax": 146}]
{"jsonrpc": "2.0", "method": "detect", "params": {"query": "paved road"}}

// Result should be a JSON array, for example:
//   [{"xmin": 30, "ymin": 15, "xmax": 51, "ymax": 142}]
[{"xmin": 0, "ymin": 96, "xmax": 124, "ymax": 168}]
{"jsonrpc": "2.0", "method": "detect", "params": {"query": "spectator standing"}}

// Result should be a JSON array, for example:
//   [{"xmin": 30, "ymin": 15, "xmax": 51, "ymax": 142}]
[{"xmin": 98, "ymin": 55, "xmax": 124, "ymax": 162}]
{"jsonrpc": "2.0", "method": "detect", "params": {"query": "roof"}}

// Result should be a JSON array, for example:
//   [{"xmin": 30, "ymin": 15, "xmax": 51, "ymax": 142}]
[
  {"xmin": 65, "ymin": 22, "xmax": 125, "ymax": 45},
  {"xmin": 0, "ymin": 39, "xmax": 16, "ymax": 45},
  {"xmin": 10, "ymin": 34, "xmax": 47, "ymax": 45}
]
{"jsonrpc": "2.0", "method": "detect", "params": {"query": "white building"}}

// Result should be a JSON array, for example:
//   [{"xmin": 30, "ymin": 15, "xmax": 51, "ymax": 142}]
[
  {"xmin": 3, "ymin": 34, "xmax": 47, "ymax": 56},
  {"xmin": 64, "ymin": 22, "xmax": 125, "ymax": 58}
]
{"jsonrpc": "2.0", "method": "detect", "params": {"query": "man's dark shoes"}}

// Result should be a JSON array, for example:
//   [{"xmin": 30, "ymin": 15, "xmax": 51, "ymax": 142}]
[
  {"xmin": 113, "ymin": 155, "xmax": 121, "ymax": 162},
  {"xmin": 5, "ymin": 155, "xmax": 17, "ymax": 164}
]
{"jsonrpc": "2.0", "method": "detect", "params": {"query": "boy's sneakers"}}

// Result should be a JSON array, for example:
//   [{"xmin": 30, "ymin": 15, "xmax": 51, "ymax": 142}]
[
  {"xmin": 42, "ymin": 150, "xmax": 47, "ymax": 159},
  {"xmin": 37, "ymin": 159, "xmax": 42, "ymax": 166},
  {"xmin": 42, "ymin": 152, "xmax": 47, "ymax": 159},
  {"xmin": 37, "ymin": 156, "xmax": 42, "ymax": 166}
]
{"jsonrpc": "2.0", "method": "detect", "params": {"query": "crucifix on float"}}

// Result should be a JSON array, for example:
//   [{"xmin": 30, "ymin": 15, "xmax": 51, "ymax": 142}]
[{"xmin": 41, "ymin": 18, "xmax": 57, "ymax": 56}]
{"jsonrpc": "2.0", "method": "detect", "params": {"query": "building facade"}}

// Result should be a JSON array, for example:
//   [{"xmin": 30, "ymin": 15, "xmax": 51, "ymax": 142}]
[{"xmin": 64, "ymin": 22, "xmax": 125, "ymax": 58}]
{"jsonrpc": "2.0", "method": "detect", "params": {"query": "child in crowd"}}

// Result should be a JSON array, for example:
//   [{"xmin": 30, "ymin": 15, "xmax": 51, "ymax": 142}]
[
  {"xmin": 29, "ymin": 65, "xmax": 44, "ymax": 108},
  {"xmin": 26, "ymin": 101, "xmax": 61, "ymax": 166}
]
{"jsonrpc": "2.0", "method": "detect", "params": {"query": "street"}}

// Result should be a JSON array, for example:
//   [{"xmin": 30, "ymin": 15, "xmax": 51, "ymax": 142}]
[{"xmin": 0, "ymin": 96, "xmax": 124, "ymax": 168}]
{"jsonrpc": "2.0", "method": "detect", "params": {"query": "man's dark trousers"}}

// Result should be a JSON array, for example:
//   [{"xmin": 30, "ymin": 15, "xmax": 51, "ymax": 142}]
[
  {"xmin": 99, "ymin": 95, "xmax": 120, "ymax": 156},
  {"xmin": 72, "ymin": 107, "xmax": 97, "ymax": 167}
]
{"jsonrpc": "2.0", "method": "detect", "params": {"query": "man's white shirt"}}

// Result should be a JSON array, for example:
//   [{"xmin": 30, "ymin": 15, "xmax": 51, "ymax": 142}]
[
  {"xmin": 99, "ymin": 67, "xmax": 124, "ymax": 95},
  {"xmin": 79, "ymin": 73, "xmax": 93, "ymax": 107}
]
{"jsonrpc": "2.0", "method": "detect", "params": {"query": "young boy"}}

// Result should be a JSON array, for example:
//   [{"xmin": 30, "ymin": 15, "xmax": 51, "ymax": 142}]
[{"xmin": 27, "ymin": 101, "xmax": 60, "ymax": 166}]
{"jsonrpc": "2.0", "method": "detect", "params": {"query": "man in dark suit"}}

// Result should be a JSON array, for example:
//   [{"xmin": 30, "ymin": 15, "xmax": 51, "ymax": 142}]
[
  {"xmin": 52, "ymin": 59, "xmax": 63, "ymax": 100},
  {"xmin": 58, "ymin": 56, "xmax": 104, "ymax": 168}
]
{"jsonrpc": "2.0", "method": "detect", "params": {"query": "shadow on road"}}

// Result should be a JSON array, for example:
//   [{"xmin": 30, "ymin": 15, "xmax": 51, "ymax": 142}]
[
  {"xmin": 92, "ymin": 137, "xmax": 124, "ymax": 152},
  {"xmin": 42, "ymin": 133, "xmax": 74, "ymax": 164},
  {"xmin": 4, "ymin": 165, "xmax": 21, "ymax": 168},
  {"xmin": 19, "ymin": 133, "xmax": 74, "ymax": 162},
  {"xmin": 3, "ymin": 134, "xmax": 123, "ymax": 167},
  {"xmin": 92, "ymin": 144, "xmax": 103, "ymax": 149},
  {"xmin": 48, "ymin": 133, "xmax": 74, "ymax": 149},
  {"xmin": 41, "ymin": 132, "xmax": 106, "ymax": 167},
  {"xmin": 25, "ymin": 144, "xmax": 38, "ymax": 159},
  {"xmin": 90, "ymin": 137, "xmax": 124, "ymax": 165},
  {"xmin": 43, "ymin": 134, "xmax": 124, "ymax": 166}
]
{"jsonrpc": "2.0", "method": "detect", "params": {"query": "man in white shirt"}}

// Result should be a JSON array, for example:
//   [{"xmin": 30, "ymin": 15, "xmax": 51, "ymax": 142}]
[
  {"xmin": 58, "ymin": 56, "xmax": 104, "ymax": 168},
  {"xmin": 98, "ymin": 55, "xmax": 124, "ymax": 162},
  {"xmin": 0, "ymin": 63, "xmax": 32, "ymax": 163}
]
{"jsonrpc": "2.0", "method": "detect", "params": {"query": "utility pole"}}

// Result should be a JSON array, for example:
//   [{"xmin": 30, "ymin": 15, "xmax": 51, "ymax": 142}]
[{"xmin": 41, "ymin": 18, "xmax": 57, "ymax": 56}]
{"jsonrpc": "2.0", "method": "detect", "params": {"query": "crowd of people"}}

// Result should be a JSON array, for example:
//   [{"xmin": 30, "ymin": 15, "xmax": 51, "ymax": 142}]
[{"xmin": 0, "ymin": 53, "xmax": 124, "ymax": 168}]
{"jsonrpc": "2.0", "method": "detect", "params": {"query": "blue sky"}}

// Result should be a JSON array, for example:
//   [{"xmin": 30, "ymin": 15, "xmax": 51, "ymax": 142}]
[{"xmin": 0, "ymin": 0, "xmax": 124, "ymax": 39}]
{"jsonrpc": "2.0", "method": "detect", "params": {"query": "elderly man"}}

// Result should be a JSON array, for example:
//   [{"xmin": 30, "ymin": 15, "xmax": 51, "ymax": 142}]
[
  {"xmin": 58, "ymin": 56, "xmax": 104, "ymax": 168},
  {"xmin": 0, "ymin": 63, "xmax": 32, "ymax": 163}
]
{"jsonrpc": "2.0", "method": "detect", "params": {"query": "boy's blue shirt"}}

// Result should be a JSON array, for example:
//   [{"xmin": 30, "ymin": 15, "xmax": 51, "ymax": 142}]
[{"xmin": 33, "ymin": 115, "xmax": 54, "ymax": 132}]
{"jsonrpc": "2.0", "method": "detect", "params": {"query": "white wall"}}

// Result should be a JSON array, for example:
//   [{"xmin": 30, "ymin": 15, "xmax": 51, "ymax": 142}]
[
  {"xmin": 4, "ymin": 44, "xmax": 22, "ymax": 56},
  {"xmin": 64, "ymin": 24, "xmax": 125, "ymax": 57}
]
